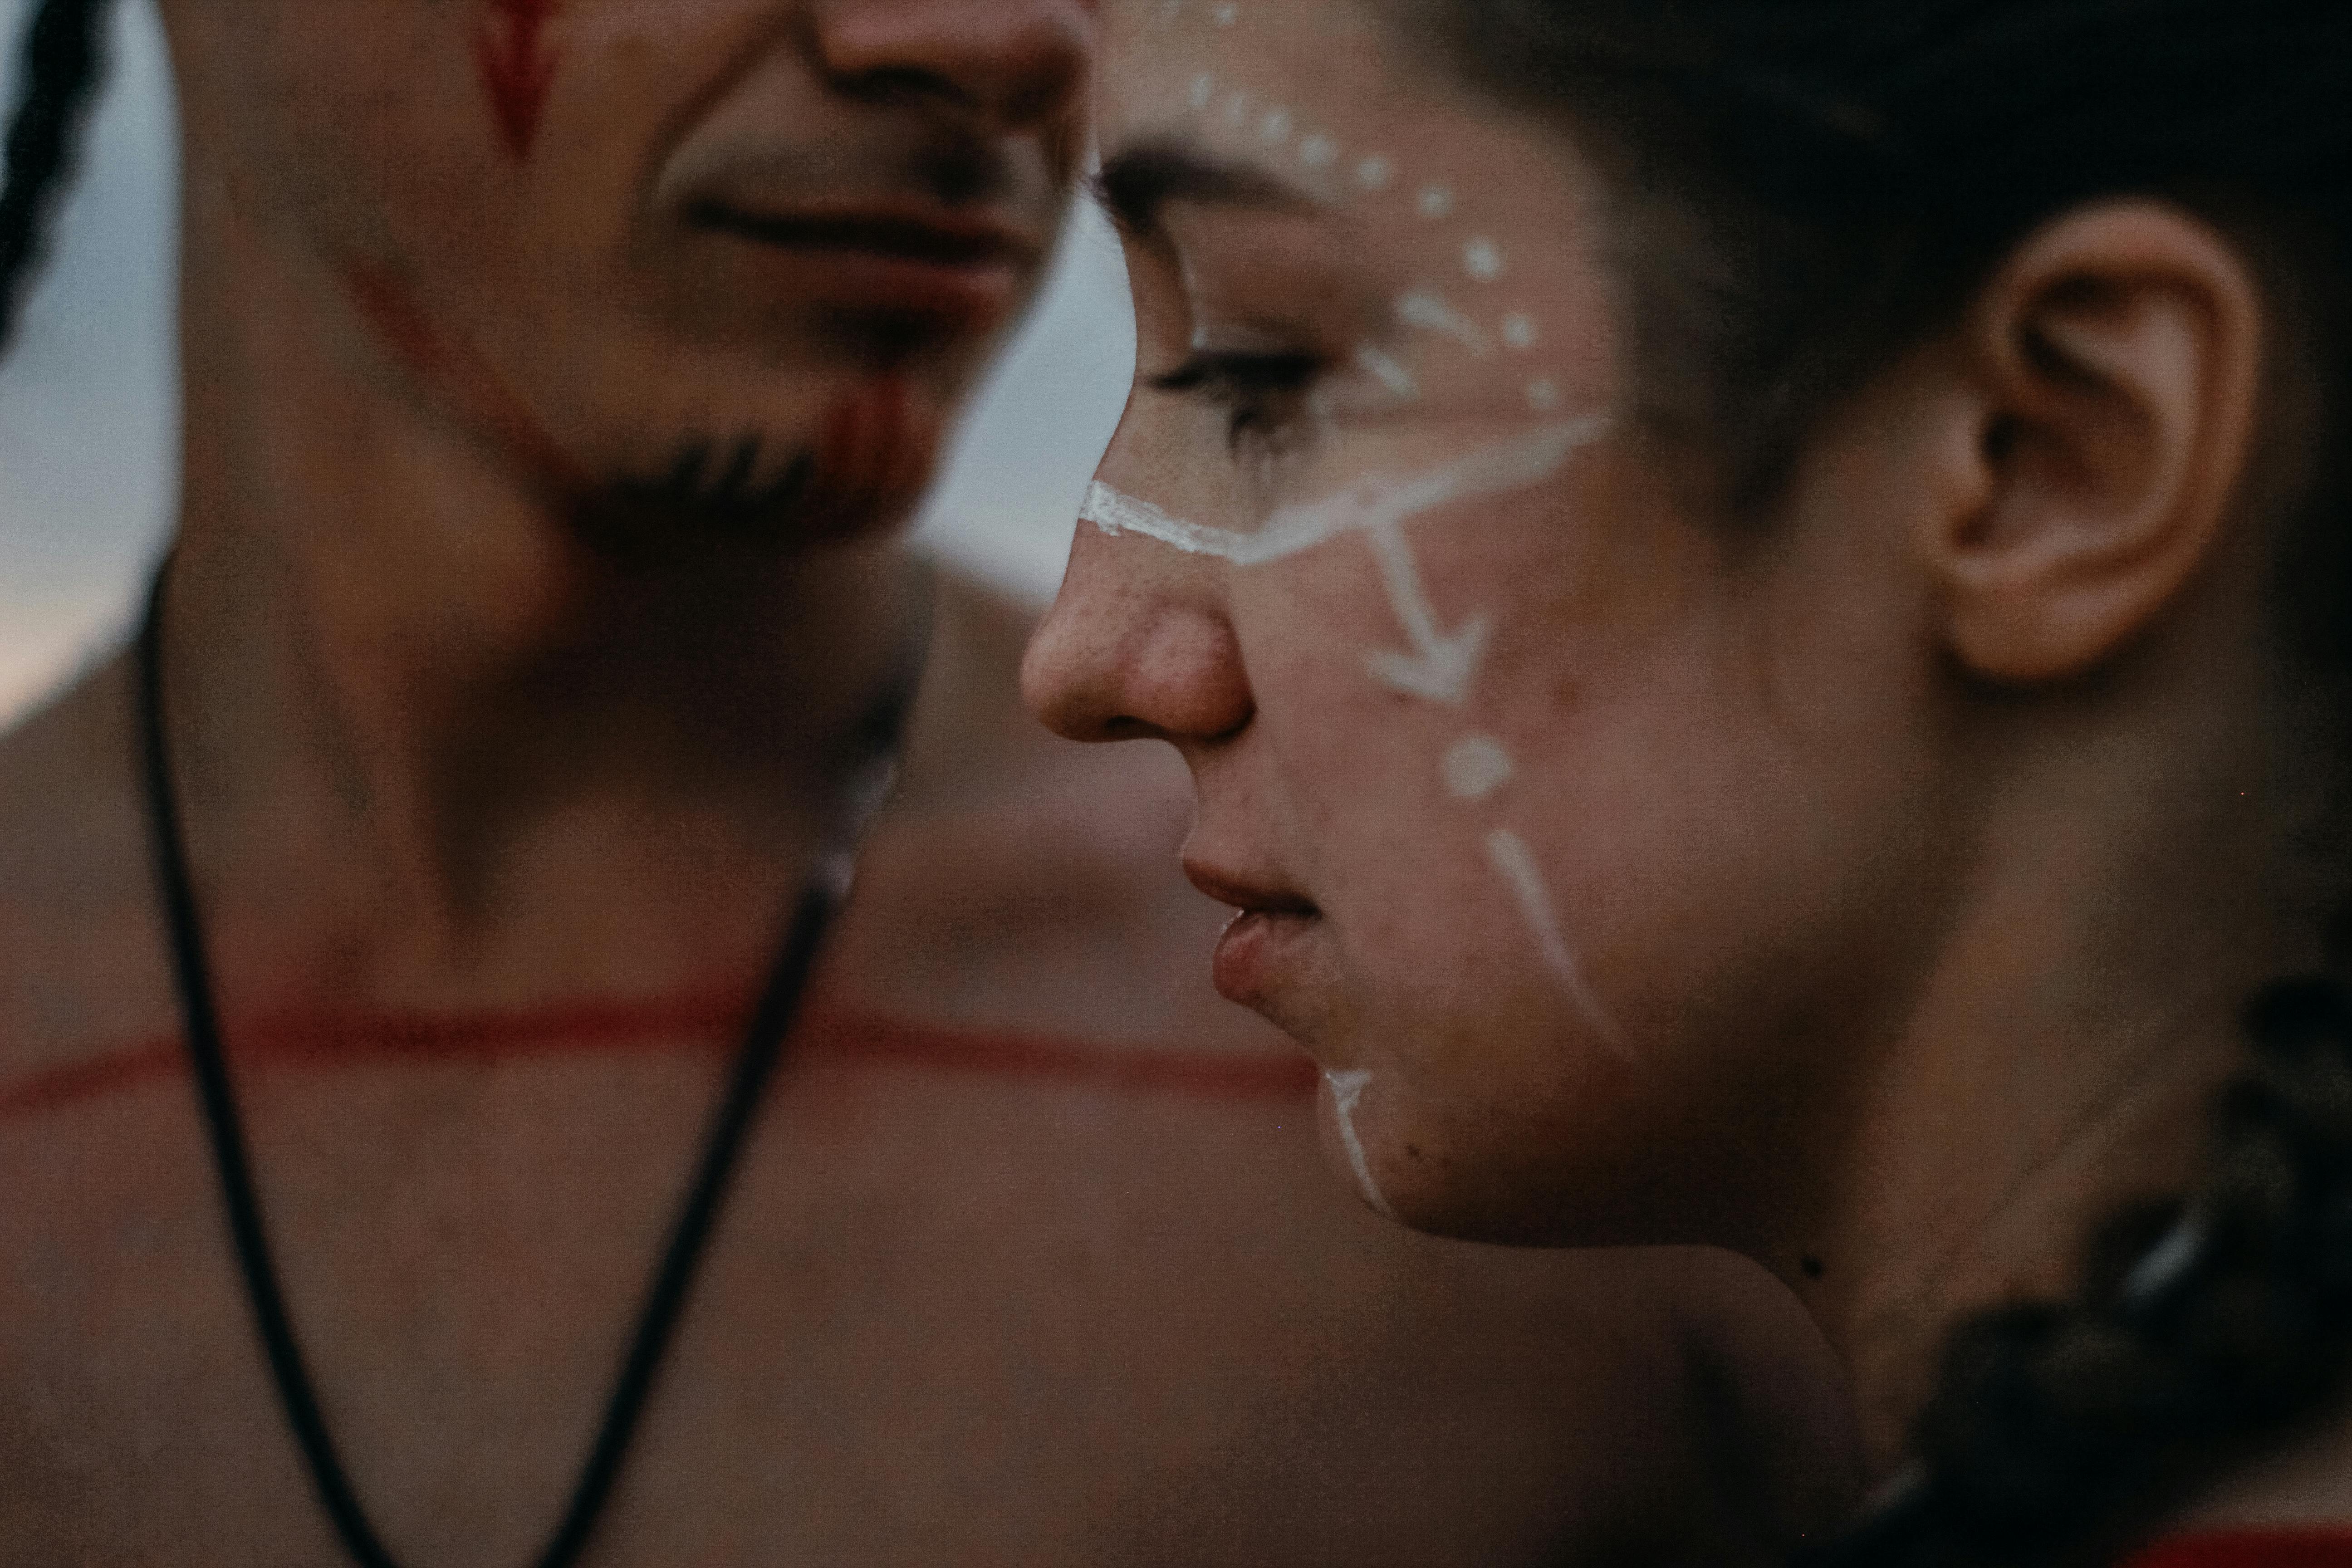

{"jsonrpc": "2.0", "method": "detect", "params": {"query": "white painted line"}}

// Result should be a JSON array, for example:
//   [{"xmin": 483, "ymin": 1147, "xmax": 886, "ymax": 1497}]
[
  {"xmin": 1326, "ymin": 1069, "xmax": 1398, "ymax": 1220},
  {"xmin": 1354, "ymin": 343, "xmax": 1420, "ymax": 402},
  {"xmin": 1485, "ymin": 828, "xmax": 1628, "ymax": 1056},
  {"xmin": 1085, "ymin": 416, "xmax": 1607, "ymax": 570},
  {"xmin": 1396, "ymin": 290, "xmax": 1493, "ymax": 356},
  {"xmin": 1081, "ymin": 481, "xmax": 1254, "ymax": 557},
  {"xmin": 1245, "ymin": 415, "xmax": 1607, "ymax": 565}
]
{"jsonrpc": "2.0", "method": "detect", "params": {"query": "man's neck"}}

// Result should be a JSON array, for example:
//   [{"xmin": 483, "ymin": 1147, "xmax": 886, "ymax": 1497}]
[{"xmin": 158, "ymin": 206, "xmax": 925, "ymax": 1014}]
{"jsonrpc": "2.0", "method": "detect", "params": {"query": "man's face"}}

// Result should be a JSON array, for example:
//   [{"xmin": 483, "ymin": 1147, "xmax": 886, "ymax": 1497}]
[{"xmin": 176, "ymin": 0, "xmax": 1092, "ymax": 540}]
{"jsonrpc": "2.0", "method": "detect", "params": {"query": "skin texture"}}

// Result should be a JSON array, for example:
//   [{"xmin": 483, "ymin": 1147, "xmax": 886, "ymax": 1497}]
[
  {"xmin": 0, "ymin": 0, "xmax": 1864, "ymax": 1560},
  {"xmin": 1025, "ymin": 0, "xmax": 2352, "ymax": 1506}
]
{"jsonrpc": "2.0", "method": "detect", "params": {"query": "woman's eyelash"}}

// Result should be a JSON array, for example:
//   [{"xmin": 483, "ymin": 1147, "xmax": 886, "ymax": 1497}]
[
  {"xmin": 1148, "ymin": 349, "xmax": 1325, "ymax": 453},
  {"xmin": 1149, "ymin": 349, "xmax": 1322, "ymax": 397}
]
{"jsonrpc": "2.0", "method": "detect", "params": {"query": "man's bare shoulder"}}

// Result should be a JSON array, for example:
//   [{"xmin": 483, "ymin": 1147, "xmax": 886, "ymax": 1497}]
[{"xmin": 0, "ymin": 656, "xmax": 169, "ymax": 1085}]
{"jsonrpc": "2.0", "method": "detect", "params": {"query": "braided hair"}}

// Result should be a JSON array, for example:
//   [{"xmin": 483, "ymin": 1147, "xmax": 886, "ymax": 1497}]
[
  {"xmin": 0, "ymin": 0, "xmax": 115, "ymax": 355},
  {"xmin": 1417, "ymin": 2, "xmax": 2352, "ymax": 1563}
]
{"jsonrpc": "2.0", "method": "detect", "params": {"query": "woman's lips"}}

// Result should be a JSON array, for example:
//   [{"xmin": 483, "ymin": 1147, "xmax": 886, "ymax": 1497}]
[
  {"xmin": 682, "ymin": 200, "xmax": 1036, "ymax": 330},
  {"xmin": 1187, "ymin": 862, "xmax": 1322, "ymax": 1009},
  {"xmin": 1211, "ymin": 906, "xmax": 1323, "ymax": 1009}
]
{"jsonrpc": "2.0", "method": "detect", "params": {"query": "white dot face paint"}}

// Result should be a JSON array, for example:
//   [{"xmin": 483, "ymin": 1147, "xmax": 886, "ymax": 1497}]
[
  {"xmin": 1260, "ymin": 107, "xmax": 1292, "ymax": 143},
  {"xmin": 1501, "ymin": 313, "xmax": 1538, "ymax": 351},
  {"xmin": 1526, "ymin": 377, "xmax": 1560, "ymax": 411},
  {"xmin": 1463, "ymin": 237, "xmax": 1504, "ymax": 281},
  {"xmin": 1298, "ymin": 132, "xmax": 1338, "ymax": 167},
  {"xmin": 1190, "ymin": 71, "xmax": 1216, "ymax": 109},
  {"xmin": 1355, "ymin": 154, "xmax": 1393, "ymax": 191},
  {"xmin": 1416, "ymin": 184, "xmax": 1454, "ymax": 219},
  {"xmin": 1212, "ymin": 1, "xmax": 1239, "ymax": 23},
  {"xmin": 1444, "ymin": 735, "xmax": 1515, "ymax": 800},
  {"xmin": 1324, "ymin": 1069, "xmax": 1397, "ymax": 1219}
]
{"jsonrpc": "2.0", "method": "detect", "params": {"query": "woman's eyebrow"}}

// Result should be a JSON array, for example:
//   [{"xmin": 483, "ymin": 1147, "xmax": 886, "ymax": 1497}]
[{"xmin": 1091, "ymin": 137, "xmax": 1318, "ymax": 242}]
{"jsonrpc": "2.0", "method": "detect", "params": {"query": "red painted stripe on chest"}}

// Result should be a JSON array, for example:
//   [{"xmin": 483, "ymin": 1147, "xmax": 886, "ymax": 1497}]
[
  {"xmin": 0, "ymin": 996, "xmax": 1317, "ymax": 1120},
  {"xmin": 480, "ymin": 0, "xmax": 560, "ymax": 159}
]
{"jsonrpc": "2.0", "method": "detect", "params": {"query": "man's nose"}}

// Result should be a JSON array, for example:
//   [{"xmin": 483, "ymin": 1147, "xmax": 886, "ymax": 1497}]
[
  {"xmin": 1023, "ymin": 515, "xmax": 1255, "ymax": 748},
  {"xmin": 811, "ymin": 0, "xmax": 1092, "ymax": 132}
]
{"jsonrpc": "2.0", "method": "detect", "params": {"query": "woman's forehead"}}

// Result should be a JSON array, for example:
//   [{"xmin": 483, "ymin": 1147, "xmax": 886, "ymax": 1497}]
[{"xmin": 1095, "ymin": 0, "xmax": 1613, "ymax": 430}]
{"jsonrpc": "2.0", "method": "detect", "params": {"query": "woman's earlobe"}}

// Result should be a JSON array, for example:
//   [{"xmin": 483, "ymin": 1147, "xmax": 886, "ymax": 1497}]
[{"xmin": 1928, "ymin": 202, "xmax": 2264, "ymax": 685}]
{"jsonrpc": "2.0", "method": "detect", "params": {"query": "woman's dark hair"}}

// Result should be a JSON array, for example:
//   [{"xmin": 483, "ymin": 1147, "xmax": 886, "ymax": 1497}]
[
  {"xmin": 1418, "ymin": 3, "xmax": 2352, "ymax": 1563},
  {"xmin": 0, "ymin": 0, "xmax": 115, "ymax": 355}
]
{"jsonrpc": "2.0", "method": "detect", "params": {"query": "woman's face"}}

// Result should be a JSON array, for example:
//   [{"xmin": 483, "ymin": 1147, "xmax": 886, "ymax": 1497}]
[{"xmin": 1025, "ymin": 0, "xmax": 1955, "ymax": 1251}]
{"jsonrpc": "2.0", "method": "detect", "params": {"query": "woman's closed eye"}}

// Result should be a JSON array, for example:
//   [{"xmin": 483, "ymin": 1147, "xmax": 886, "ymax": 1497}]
[{"xmin": 1149, "ymin": 348, "xmax": 1326, "ymax": 461}]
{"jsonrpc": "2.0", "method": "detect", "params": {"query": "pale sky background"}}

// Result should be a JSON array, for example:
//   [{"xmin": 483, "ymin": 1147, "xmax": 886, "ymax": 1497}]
[{"xmin": 0, "ymin": 0, "xmax": 1136, "ymax": 723}]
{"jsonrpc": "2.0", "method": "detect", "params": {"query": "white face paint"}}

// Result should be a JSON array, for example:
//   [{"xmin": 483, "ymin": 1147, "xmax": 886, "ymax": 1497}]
[
  {"xmin": 1395, "ymin": 289, "xmax": 1493, "ymax": 356},
  {"xmin": 1323, "ymin": 1068, "xmax": 1396, "ymax": 1219},
  {"xmin": 1485, "ymin": 828, "xmax": 1626, "ymax": 1055},
  {"xmin": 1068, "ymin": 0, "xmax": 1644, "ymax": 1234},
  {"xmin": 1443, "ymin": 734, "xmax": 1514, "ymax": 800},
  {"xmin": 1353, "ymin": 343, "xmax": 1421, "ymax": 402},
  {"xmin": 1084, "ymin": 414, "xmax": 1624, "ymax": 1059},
  {"xmin": 1082, "ymin": 416, "xmax": 1607, "ymax": 569},
  {"xmin": 1081, "ymin": 482, "xmax": 1255, "ymax": 558}
]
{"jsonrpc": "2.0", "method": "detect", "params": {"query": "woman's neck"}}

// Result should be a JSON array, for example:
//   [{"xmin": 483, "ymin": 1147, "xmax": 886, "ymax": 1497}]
[{"xmin": 1789, "ymin": 658, "xmax": 2317, "ymax": 1477}]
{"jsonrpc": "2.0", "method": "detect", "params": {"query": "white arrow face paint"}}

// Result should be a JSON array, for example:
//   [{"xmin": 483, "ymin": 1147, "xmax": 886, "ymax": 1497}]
[
  {"xmin": 1324, "ymin": 1068, "xmax": 1397, "ymax": 1219},
  {"xmin": 1362, "ymin": 519, "xmax": 1490, "ymax": 706}
]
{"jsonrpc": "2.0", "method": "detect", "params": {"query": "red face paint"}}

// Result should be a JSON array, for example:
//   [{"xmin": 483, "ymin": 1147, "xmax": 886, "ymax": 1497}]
[
  {"xmin": 804, "ymin": 377, "xmax": 943, "ymax": 535},
  {"xmin": 479, "ymin": 0, "xmax": 560, "ymax": 160}
]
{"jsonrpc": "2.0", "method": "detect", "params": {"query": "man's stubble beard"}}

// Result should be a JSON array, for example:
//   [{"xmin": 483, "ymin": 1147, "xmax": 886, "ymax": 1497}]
[{"xmin": 568, "ymin": 370, "xmax": 942, "ymax": 565}]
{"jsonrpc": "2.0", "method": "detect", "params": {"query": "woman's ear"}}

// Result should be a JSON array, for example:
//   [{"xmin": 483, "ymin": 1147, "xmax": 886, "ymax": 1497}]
[{"xmin": 1925, "ymin": 202, "xmax": 2264, "ymax": 683}]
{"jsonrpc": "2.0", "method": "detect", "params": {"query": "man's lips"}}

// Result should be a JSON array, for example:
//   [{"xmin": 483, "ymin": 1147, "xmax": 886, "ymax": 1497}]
[
  {"xmin": 684, "ymin": 201, "xmax": 1042, "ymax": 266},
  {"xmin": 682, "ymin": 199, "xmax": 1041, "ymax": 327}
]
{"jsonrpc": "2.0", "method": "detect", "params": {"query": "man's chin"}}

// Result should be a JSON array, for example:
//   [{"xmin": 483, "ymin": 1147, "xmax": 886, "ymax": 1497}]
[{"xmin": 568, "ymin": 379, "xmax": 942, "ymax": 563}]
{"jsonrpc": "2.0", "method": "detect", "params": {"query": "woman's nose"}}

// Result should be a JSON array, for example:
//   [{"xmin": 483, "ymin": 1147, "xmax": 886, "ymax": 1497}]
[{"xmin": 1023, "ymin": 512, "xmax": 1255, "ymax": 747}]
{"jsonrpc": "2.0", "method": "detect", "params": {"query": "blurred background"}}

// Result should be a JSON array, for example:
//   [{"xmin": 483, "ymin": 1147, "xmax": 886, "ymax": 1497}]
[{"xmin": 0, "ymin": 0, "xmax": 1137, "ymax": 724}]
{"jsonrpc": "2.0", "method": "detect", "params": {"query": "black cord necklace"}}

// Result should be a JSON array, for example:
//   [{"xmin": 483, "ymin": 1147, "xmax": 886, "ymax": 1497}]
[{"xmin": 134, "ymin": 558, "xmax": 922, "ymax": 1568}]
